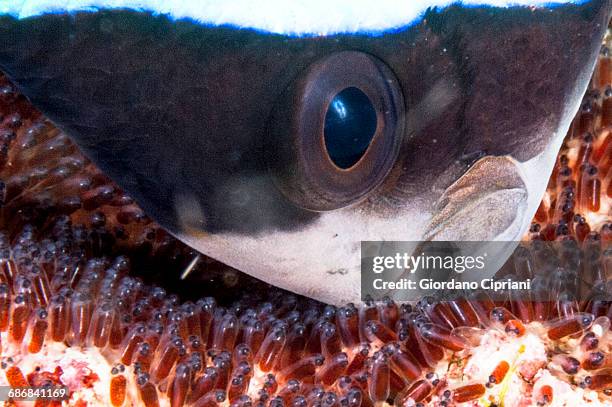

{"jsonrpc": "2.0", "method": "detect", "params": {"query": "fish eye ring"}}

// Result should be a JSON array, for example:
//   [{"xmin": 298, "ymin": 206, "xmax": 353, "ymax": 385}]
[{"xmin": 268, "ymin": 51, "xmax": 405, "ymax": 212}]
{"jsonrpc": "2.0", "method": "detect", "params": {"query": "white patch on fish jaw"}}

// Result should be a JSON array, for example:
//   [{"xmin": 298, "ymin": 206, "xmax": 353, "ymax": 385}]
[
  {"xmin": 176, "ymin": 206, "xmax": 431, "ymax": 305},
  {"xmin": 2, "ymin": 0, "xmax": 589, "ymax": 36}
]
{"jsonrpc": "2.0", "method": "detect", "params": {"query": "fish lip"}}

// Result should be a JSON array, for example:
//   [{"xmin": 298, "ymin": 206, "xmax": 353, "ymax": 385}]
[{"xmin": 424, "ymin": 155, "xmax": 529, "ymax": 242}]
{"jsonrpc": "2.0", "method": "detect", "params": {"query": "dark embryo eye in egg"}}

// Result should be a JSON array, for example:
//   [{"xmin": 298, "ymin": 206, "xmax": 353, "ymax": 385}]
[{"xmin": 0, "ymin": 0, "xmax": 610, "ymax": 406}]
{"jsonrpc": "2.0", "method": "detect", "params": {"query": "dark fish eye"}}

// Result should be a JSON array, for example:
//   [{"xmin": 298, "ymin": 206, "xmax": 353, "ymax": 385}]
[
  {"xmin": 324, "ymin": 86, "xmax": 377, "ymax": 169},
  {"xmin": 268, "ymin": 51, "xmax": 404, "ymax": 211}
]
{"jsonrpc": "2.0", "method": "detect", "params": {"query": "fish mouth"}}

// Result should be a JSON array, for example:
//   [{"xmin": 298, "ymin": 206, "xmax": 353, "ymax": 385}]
[{"xmin": 424, "ymin": 155, "xmax": 530, "ymax": 242}]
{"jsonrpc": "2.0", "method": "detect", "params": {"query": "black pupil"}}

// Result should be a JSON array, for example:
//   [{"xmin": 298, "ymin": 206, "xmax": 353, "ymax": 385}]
[{"xmin": 324, "ymin": 87, "xmax": 377, "ymax": 169}]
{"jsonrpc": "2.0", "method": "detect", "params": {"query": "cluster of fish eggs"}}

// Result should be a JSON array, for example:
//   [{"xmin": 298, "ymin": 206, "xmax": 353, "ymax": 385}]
[
  {"xmin": 0, "ymin": 31, "xmax": 609, "ymax": 407},
  {"xmin": 0, "ymin": 220, "xmax": 611, "ymax": 407},
  {"xmin": 529, "ymin": 35, "xmax": 611, "ymax": 243}
]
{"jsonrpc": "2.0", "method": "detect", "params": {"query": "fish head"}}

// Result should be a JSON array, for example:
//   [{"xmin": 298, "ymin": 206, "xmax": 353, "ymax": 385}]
[{"xmin": 0, "ymin": 0, "xmax": 609, "ymax": 304}]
